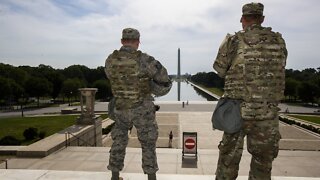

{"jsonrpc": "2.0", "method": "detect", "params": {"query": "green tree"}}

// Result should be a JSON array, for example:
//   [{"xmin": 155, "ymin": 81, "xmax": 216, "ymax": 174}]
[
  {"xmin": 0, "ymin": 77, "xmax": 12, "ymax": 101},
  {"xmin": 25, "ymin": 77, "xmax": 53, "ymax": 107},
  {"xmin": 92, "ymin": 79, "xmax": 112, "ymax": 100},
  {"xmin": 191, "ymin": 71, "xmax": 224, "ymax": 88},
  {"xmin": 315, "ymin": 67, "xmax": 320, "ymax": 104},
  {"xmin": 61, "ymin": 78, "xmax": 86, "ymax": 102},
  {"xmin": 63, "ymin": 65, "xmax": 106, "ymax": 87},
  {"xmin": 285, "ymin": 68, "xmax": 320, "ymax": 104},
  {"xmin": 0, "ymin": 77, "xmax": 24, "ymax": 105},
  {"xmin": 298, "ymin": 81, "xmax": 318, "ymax": 104},
  {"xmin": 63, "ymin": 65, "xmax": 87, "ymax": 82},
  {"xmin": 285, "ymin": 78, "xmax": 299, "ymax": 101},
  {"xmin": 0, "ymin": 63, "xmax": 29, "ymax": 86},
  {"xmin": 87, "ymin": 66, "xmax": 106, "ymax": 86},
  {"xmin": 48, "ymin": 72, "xmax": 64, "ymax": 100},
  {"xmin": 37, "ymin": 64, "xmax": 64, "ymax": 100}
]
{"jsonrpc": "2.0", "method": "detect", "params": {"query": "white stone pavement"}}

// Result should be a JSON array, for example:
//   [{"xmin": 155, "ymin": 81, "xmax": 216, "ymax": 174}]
[
  {"xmin": 1, "ymin": 100, "xmax": 319, "ymax": 118},
  {"xmin": 1, "ymin": 103, "xmax": 320, "ymax": 179},
  {"xmin": 1, "ymin": 169, "xmax": 320, "ymax": 180},
  {"xmin": 1, "ymin": 111, "xmax": 320, "ymax": 180},
  {"xmin": 1, "ymin": 147, "xmax": 320, "ymax": 179}
]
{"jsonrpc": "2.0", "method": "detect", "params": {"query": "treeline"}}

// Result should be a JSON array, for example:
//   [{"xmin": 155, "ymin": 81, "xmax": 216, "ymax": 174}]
[
  {"xmin": 191, "ymin": 68, "xmax": 320, "ymax": 104},
  {"xmin": 285, "ymin": 68, "xmax": 320, "ymax": 104},
  {"xmin": 2, "ymin": 62, "xmax": 319, "ymax": 106},
  {"xmin": 190, "ymin": 72, "xmax": 224, "ymax": 88},
  {"xmin": 0, "ymin": 63, "xmax": 112, "ymax": 106}
]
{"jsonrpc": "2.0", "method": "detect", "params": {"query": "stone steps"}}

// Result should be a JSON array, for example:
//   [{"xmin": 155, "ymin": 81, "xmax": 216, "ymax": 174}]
[{"xmin": 0, "ymin": 169, "xmax": 319, "ymax": 180}]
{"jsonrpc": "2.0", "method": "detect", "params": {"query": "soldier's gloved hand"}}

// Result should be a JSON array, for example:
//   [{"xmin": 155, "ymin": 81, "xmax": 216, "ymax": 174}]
[{"xmin": 154, "ymin": 105, "xmax": 160, "ymax": 111}]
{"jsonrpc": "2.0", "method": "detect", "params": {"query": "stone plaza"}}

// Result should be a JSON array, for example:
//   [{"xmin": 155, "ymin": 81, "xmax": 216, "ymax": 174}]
[{"xmin": 1, "ymin": 101, "xmax": 320, "ymax": 179}]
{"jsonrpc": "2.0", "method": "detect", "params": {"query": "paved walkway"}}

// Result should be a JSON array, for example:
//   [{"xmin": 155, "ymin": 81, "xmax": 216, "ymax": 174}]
[
  {"xmin": 1, "ymin": 100, "xmax": 320, "ymax": 118},
  {"xmin": 1, "ymin": 147, "xmax": 320, "ymax": 179},
  {"xmin": 1, "ymin": 111, "xmax": 320, "ymax": 180},
  {"xmin": 1, "ymin": 102, "xmax": 320, "ymax": 179},
  {"xmin": 102, "ymin": 112, "xmax": 320, "ymax": 151},
  {"xmin": 2, "ymin": 169, "xmax": 320, "ymax": 180}
]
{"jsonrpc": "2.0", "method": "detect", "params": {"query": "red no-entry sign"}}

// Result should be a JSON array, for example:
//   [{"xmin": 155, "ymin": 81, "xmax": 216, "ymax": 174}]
[
  {"xmin": 185, "ymin": 138, "xmax": 196, "ymax": 149},
  {"xmin": 182, "ymin": 132, "xmax": 197, "ymax": 159}
]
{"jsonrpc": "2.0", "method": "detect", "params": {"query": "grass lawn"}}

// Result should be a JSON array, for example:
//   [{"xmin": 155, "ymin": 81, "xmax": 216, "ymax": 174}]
[
  {"xmin": 100, "ymin": 114, "xmax": 108, "ymax": 119},
  {"xmin": 196, "ymin": 84, "xmax": 224, "ymax": 97},
  {"xmin": 206, "ymin": 87, "xmax": 224, "ymax": 97},
  {"xmin": 0, "ymin": 115, "xmax": 78, "ymax": 145},
  {"xmin": 289, "ymin": 115, "xmax": 320, "ymax": 125}
]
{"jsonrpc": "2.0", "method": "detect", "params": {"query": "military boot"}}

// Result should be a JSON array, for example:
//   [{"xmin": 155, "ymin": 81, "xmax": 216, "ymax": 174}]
[
  {"xmin": 111, "ymin": 171, "xmax": 123, "ymax": 180},
  {"xmin": 148, "ymin": 173, "xmax": 156, "ymax": 180}
]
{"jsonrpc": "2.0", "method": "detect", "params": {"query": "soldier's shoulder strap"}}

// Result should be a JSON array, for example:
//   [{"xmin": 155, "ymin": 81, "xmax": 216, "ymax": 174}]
[
  {"xmin": 109, "ymin": 49, "xmax": 142, "ymax": 60},
  {"xmin": 135, "ymin": 50, "xmax": 142, "ymax": 59},
  {"xmin": 112, "ymin": 50, "xmax": 119, "ymax": 56},
  {"xmin": 219, "ymin": 33, "xmax": 237, "ymax": 49},
  {"xmin": 107, "ymin": 50, "xmax": 119, "ymax": 60},
  {"xmin": 225, "ymin": 32, "xmax": 240, "ymax": 71},
  {"xmin": 275, "ymin": 31, "xmax": 286, "ymax": 44},
  {"xmin": 234, "ymin": 30, "xmax": 244, "ymax": 39}
]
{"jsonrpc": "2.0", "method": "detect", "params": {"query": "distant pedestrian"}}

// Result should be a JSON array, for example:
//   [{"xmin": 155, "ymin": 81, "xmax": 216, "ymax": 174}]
[
  {"xmin": 182, "ymin": 101, "xmax": 185, "ymax": 108},
  {"xmin": 285, "ymin": 108, "xmax": 289, "ymax": 113},
  {"xmin": 169, "ymin": 131, "xmax": 173, "ymax": 148}
]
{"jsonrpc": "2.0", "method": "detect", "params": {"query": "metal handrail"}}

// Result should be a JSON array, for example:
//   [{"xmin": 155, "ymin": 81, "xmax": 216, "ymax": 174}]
[
  {"xmin": 1, "ymin": 159, "xmax": 8, "ymax": 169},
  {"xmin": 65, "ymin": 132, "xmax": 95, "ymax": 147}
]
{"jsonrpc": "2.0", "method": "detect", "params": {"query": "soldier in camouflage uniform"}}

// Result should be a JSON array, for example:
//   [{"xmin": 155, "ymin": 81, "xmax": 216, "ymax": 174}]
[
  {"xmin": 213, "ymin": 3, "xmax": 287, "ymax": 180},
  {"xmin": 105, "ymin": 28, "xmax": 172, "ymax": 180}
]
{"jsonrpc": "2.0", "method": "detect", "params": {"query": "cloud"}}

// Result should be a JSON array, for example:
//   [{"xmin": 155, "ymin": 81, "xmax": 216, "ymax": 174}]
[{"xmin": 0, "ymin": 0, "xmax": 320, "ymax": 74}]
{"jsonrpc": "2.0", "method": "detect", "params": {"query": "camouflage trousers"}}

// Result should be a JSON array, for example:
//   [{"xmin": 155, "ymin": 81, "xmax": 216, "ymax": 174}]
[
  {"xmin": 107, "ymin": 100, "xmax": 159, "ymax": 174},
  {"xmin": 215, "ymin": 118, "xmax": 281, "ymax": 180}
]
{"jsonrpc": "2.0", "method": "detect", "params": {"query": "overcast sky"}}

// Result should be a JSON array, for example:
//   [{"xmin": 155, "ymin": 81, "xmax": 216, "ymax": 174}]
[{"xmin": 0, "ymin": 0, "xmax": 319, "ymax": 74}]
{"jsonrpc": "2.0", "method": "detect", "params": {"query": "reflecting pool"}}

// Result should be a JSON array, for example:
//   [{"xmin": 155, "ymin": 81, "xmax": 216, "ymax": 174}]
[{"xmin": 155, "ymin": 81, "xmax": 217, "ymax": 101}]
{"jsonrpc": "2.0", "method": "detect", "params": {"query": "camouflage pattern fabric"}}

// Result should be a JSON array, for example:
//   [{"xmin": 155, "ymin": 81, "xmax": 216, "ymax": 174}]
[
  {"xmin": 213, "ymin": 23, "xmax": 287, "ymax": 180},
  {"xmin": 105, "ymin": 45, "xmax": 172, "ymax": 174},
  {"xmin": 215, "ymin": 119, "xmax": 280, "ymax": 180},
  {"xmin": 106, "ymin": 48, "xmax": 150, "ymax": 109},
  {"xmin": 122, "ymin": 28, "xmax": 140, "ymax": 40},
  {"xmin": 214, "ymin": 24, "xmax": 287, "ymax": 120},
  {"xmin": 108, "ymin": 97, "xmax": 116, "ymax": 120},
  {"xmin": 139, "ymin": 50, "xmax": 172, "ymax": 97},
  {"xmin": 106, "ymin": 46, "xmax": 171, "ymax": 109},
  {"xmin": 107, "ymin": 101, "xmax": 158, "ymax": 174},
  {"xmin": 242, "ymin": 2, "xmax": 264, "ymax": 16}
]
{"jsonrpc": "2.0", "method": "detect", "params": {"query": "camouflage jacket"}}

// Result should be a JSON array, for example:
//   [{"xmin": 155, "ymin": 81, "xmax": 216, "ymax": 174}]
[
  {"xmin": 213, "ymin": 24, "xmax": 288, "ymax": 120},
  {"xmin": 105, "ymin": 46, "xmax": 172, "ymax": 109}
]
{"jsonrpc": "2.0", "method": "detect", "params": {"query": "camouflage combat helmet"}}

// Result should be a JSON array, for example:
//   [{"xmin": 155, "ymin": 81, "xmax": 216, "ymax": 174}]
[
  {"xmin": 242, "ymin": 2, "xmax": 264, "ymax": 16},
  {"xmin": 122, "ymin": 28, "xmax": 140, "ymax": 40}
]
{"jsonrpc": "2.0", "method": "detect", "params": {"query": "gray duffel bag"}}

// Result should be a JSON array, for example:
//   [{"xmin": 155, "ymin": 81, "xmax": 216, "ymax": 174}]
[{"xmin": 212, "ymin": 98, "xmax": 243, "ymax": 134}]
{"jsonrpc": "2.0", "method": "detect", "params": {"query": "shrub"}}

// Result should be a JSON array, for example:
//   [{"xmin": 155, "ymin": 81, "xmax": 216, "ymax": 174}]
[
  {"xmin": 279, "ymin": 116, "xmax": 320, "ymax": 135},
  {"xmin": 0, "ymin": 135, "xmax": 21, "ymax": 145},
  {"xmin": 38, "ymin": 131, "xmax": 46, "ymax": 139},
  {"xmin": 23, "ymin": 127, "xmax": 38, "ymax": 140}
]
